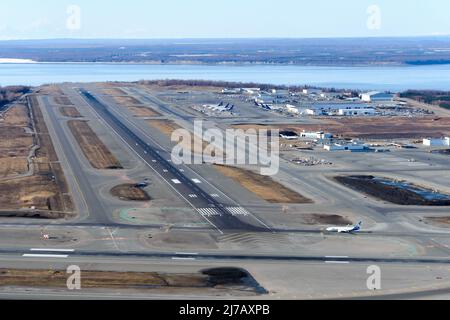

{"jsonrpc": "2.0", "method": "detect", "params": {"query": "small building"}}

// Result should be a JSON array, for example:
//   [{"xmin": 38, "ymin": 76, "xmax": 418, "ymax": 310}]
[
  {"xmin": 338, "ymin": 106, "xmax": 376, "ymax": 116},
  {"xmin": 222, "ymin": 88, "xmax": 241, "ymax": 94},
  {"xmin": 324, "ymin": 143, "xmax": 370, "ymax": 152},
  {"xmin": 280, "ymin": 131, "xmax": 299, "ymax": 140},
  {"xmin": 285, "ymin": 104, "xmax": 300, "ymax": 114},
  {"xmin": 300, "ymin": 131, "xmax": 333, "ymax": 140},
  {"xmin": 303, "ymin": 89, "xmax": 322, "ymax": 95},
  {"xmin": 304, "ymin": 103, "xmax": 372, "ymax": 116},
  {"xmin": 423, "ymin": 137, "xmax": 450, "ymax": 147},
  {"xmin": 242, "ymin": 88, "xmax": 261, "ymax": 95},
  {"xmin": 361, "ymin": 91, "xmax": 394, "ymax": 102}
]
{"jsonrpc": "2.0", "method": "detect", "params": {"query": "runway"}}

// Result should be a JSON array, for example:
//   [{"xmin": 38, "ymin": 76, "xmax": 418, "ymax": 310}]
[
  {"xmin": 78, "ymin": 89, "xmax": 271, "ymax": 233},
  {"xmin": 4, "ymin": 247, "xmax": 450, "ymax": 265}
]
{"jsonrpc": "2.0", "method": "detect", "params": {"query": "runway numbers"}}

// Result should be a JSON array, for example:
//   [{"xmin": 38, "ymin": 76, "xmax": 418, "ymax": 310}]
[
  {"xmin": 189, "ymin": 194, "xmax": 198, "ymax": 198},
  {"xmin": 211, "ymin": 194, "xmax": 220, "ymax": 198}
]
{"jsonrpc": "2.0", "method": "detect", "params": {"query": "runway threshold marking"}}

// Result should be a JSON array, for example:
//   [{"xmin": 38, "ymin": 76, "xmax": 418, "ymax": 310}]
[
  {"xmin": 197, "ymin": 208, "xmax": 222, "ymax": 217},
  {"xmin": 226, "ymin": 207, "xmax": 251, "ymax": 216}
]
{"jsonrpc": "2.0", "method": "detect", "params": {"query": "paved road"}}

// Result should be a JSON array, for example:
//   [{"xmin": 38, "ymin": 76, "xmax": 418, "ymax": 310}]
[{"xmin": 78, "ymin": 89, "xmax": 271, "ymax": 233}]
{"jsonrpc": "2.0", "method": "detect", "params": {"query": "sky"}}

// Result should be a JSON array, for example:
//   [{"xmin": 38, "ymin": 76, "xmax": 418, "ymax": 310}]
[{"xmin": 0, "ymin": 0, "xmax": 449, "ymax": 40}]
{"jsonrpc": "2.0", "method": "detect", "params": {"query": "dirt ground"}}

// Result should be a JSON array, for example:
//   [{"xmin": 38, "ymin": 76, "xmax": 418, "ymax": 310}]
[
  {"xmin": 300, "ymin": 213, "xmax": 352, "ymax": 225},
  {"xmin": 232, "ymin": 116, "xmax": 450, "ymax": 139},
  {"xmin": 0, "ymin": 127, "xmax": 33, "ymax": 156},
  {"xmin": 59, "ymin": 107, "xmax": 82, "ymax": 118},
  {"xmin": 0, "ymin": 105, "xmax": 33, "ymax": 178},
  {"xmin": 1, "ymin": 104, "xmax": 30, "ymax": 127},
  {"xmin": 110, "ymin": 184, "xmax": 150, "ymax": 201},
  {"xmin": 102, "ymin": 88, "xmax": 127, "ymax": 96},
  {"xmin": 0, "ymin": 157, "xmax": 28, "ymax": 178},
  {"xmin": 147, "ymin": 119, "xmax": 215, "ymax": 155},
  {"xmin": 68, "ymin": 120, "xmax": 123, "ymax": 170},
  {"xmin": 128, "ymin": 106, "xmax": 162, "ymax": 117},
  {"xmin": 214, "ymin": 165, "xmax": 312, "ymax": 204},
  {"xmin": 0, "ymin": 267, "xmax": 265, "ymax": 295},
  {"xmin": 0, "ymin": 95, "xmax": 74, "ymax": 214},
  {"xmin": 0, "ymin": 175, "xmax": 60, "ymax": 210},
  {"xmin": 147, "ymin": 119, "xmax": 182, "ymax": 136},
  {"xmin": 113, "ymin": 95, "xmax": 142, "ymax": 106},
  {"xmin": 53, "ymin": 96, "xmax": 74, "ymax": 106},
  {"xmin": 423, "ymin": 217, "xmax": 450, "ymax": 228}
]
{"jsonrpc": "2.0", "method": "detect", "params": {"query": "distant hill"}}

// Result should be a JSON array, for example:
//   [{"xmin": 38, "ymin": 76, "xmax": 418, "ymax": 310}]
[{"xmin": 1, "ymin": 37, "xmax": 450, "ymax": 66}]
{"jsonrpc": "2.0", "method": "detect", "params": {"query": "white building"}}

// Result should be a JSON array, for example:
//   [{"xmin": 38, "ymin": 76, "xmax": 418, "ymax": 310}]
[
  {"xmin": 222, "ymin": 88, "xmax": 241, "ymax": 94},
  {"xmin": 423, "ymin": 137, "xmax": 450, "ymax": 147},
  {"xmin": 361, "ymin": 91, "xmax": 395, "ymax": 102},
  {"xmin": 304, "ymin": 103, "xmax": 372, "ymax": 116},
  {"xmin": 242, "ymin": 88, "xmax": 261, "ymax": 95},
  {"xmin": 303, "ymin": 89, "xmax": 322, "ymax": 95},
  {"xmin": 338, "ymin": 106, "xmax": 376, "ymax": 116},
  {"xmin": 324, "ymin": 143, "xmax": 370, "ymax": 152},
  {"xmin": 300, "ymin": 131, "xmax": 333, "ymax": 140},
  {"xmin": 285, "ymin": 104, "xmax": 300, "ymax": 114}
]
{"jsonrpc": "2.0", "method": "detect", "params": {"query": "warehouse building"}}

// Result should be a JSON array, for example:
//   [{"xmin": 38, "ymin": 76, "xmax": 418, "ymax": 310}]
[
  {"xmin": 361, "ymin": 91, "xmax": 395, "ymax": 102},
  {"xmin": 423, "ymin": 137, "xmax": 450, "ymax": 147}
]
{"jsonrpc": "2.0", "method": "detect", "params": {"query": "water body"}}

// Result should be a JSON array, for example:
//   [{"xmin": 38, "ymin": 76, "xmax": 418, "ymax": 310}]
[
  {"xmin": 374, "ymin": 178, "xmax": 450, "ymax": 201},
  {"xmin": 1, "ymin": 63, "xmax": 450, "ymax": 91}
]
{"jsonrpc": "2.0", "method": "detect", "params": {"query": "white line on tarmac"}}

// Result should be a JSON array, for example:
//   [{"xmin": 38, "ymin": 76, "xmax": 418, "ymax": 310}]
[
  {"xmin": 325, "ymin": 261, "xmax": 350, "ymax": 264},
  {"xmin": 23, "ymin": 254, "xmax": 69, "ymax": 259},
  {"xmin": 30, "ymin": 248, "xmax": 75, "ymax": 252},
  {"xmin": 171, "ymin": 257, "xmax": 196, "ymax": 261},
  {"xmin": 78, "ymin": 92, "xmax": 223, "ymax": 235},
  {"xmin": 325, "ymin": 256, "xmax": 349, "ymax": 259}
]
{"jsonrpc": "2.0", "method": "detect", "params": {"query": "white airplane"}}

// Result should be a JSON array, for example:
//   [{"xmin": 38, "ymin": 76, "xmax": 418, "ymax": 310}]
[{"xmin": 326, "ymin": 221, "xmax": 362, "ymax": 233}]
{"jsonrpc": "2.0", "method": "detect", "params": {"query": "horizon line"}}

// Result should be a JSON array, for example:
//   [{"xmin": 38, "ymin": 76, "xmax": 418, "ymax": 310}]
[{"xmin": 1, "ymin": 34, "xmax": 450, "ymax": 42}]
